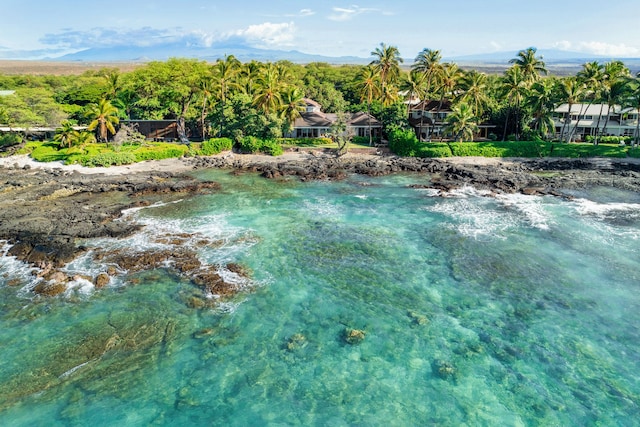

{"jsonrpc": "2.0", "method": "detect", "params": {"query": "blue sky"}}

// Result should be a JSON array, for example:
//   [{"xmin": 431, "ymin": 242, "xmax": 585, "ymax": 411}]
[{"xmin": 2, "ymin": 0, "xmax": 639, "ymax": 60}]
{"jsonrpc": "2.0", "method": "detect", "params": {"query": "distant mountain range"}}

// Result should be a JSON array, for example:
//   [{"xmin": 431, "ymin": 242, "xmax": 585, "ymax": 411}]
[
  {"xmin": 2, "ymin": 43, "xmax": 638, "ymax": 72},
  {"xmin": 51, "ymin": 42, "xmax": 369, "ymax": 64}
]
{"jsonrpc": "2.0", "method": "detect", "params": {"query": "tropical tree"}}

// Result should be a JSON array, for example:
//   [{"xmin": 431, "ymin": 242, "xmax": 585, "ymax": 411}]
[
  {"xmin": 525, "ymin": 78, "xmax": 557, "ymax": 138},
  {"xmin": 354, "ymin": 66, "xmax": 381, "ymax": 145},
  {"xmin": 253, "ymin": 63, "xmax": 284, "ymax": 114},
  {"xmin": 85, "ymin": 99, "xmax": 119, "ymax": 142},
  {"xmin": 411, "ymin": 48, "xmax": 443, "ymax": 138},
  {"xmin": 627, "ymin": 77, "xmax": 640, "ymax": 147},
  {"xmin": 509, "ymin": 47, "xmax": 547, "ymax": 84},
  {"xmin": 280, "ymin": 87, "xmax": 306, "ymax": 133},
  {"xmin": 370, "ymin": 43, "xmax": 403, "ymax": 95},
  {"xmin": 72, "ymin": 130, "xmax": 97, "ymax": 147},
  {"xmin": 211, "ymin": 55, "xmax": 240, "ymax": 137},
  {"xmin": 457, "ymin": 70, "xmax": 490, "ymax": 118},
  {"xmin": 53, "ymin": 120, "xmax": 77, "ymax": 148},
  {"xmin": 445, "ymin": 103, "xmax": 478, "ymax": 142},
  {"xmin": 500, "ymin": 66, "xmax": 528, "ymax": 140},
  {"xmin": 401, "ymin": 70, "xmax": 426, "ymax": 117},
  {"xmin": 557, "ymin": 77, "xmax": 585, "ymax": 142}
]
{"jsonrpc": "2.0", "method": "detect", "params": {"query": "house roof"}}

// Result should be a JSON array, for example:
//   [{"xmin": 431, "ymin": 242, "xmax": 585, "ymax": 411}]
[
  {"xmin": 555, "ymin": 103, "xmax": 618, "ymax": 115},
  {"xmin": 303, "ymin": 98, "xmax": 322, "ymax": 109},
  {"xmin": 410, "ymin": 100, "xmax": 452, "ymax": 112},
  {"xmin": 348, "ymin": 112, "xmax": 381, "ymax": 127},
  {"xmin": 291, "ymin": 111, "xmax": 381, "ymax": 129}
]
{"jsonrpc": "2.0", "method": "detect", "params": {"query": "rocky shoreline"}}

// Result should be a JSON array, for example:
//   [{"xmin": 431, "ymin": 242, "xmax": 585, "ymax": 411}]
[{"xmin": 2, "ymin": 153, "xmax": 640, "ymax": 300}]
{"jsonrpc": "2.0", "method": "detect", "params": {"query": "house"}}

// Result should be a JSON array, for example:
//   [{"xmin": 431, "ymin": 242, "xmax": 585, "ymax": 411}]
[
  {"xmin": 285, "ymin": 99, "xmax": 382, "ymax": 139},
  {"xmin": 119, "ymin": 120, "xmax": 179, "ymax": 141},
  {"xmin": 552, "ymin": 103, "xmax": 640, "ymax": 140},
  {"xmin": 409, "ymin": 100, "xmax": 495, "ymax": 141}
]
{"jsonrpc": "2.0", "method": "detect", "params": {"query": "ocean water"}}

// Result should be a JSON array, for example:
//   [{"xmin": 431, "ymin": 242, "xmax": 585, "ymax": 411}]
[{"xmin": 1, "ymin": 170, "xmax": 639, "ymax": 426}]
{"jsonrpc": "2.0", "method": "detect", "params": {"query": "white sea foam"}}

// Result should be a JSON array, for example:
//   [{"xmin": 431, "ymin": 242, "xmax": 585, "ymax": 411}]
[
  {"xmin": 496, "ymin": 193, "xmax": 552, "ymax": 230},
  {"xmin": 425, "ymin": 196, "xmax": 516, "ymax": 240},
  {"xmin": 573, "ymin": 198, "xmax": 640, "ymax": 219},
  {"xmin": 59, "ymin": 361, "xmax": 92, "ymax": 379},
  {"xmin": 303, "ymin": 197, "xmax": 341, "ymax": 218}
]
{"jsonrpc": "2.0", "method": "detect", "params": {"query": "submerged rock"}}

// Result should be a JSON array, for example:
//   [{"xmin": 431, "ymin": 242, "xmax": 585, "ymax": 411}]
[
  {"xmin": 432, "ymin": 359, "xmax": 457, "ymax": 380},
  {"xmin": 285, "ymin": 333, "xmax": 308, "ymax": 351},
  {"xmin": 344, "ymin": 328, "xmax": 366, "ymax": 345}
]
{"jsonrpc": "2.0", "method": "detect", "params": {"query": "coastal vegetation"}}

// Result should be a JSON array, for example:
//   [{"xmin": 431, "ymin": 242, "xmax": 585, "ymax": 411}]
[{"xmin": 1, "ymin": 45, "xmax": 640, "ymax": 164}]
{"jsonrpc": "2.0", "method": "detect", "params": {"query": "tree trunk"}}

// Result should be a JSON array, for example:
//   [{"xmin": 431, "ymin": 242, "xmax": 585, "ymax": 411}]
[
  {"xmin": 635, "ymin": 106, "xmax": 640, "ymax": 147},
  {"xmin": 593, "ymin": 103, "xmax": 605, "ymax": 145},
  {"xmin": 567, "ymin": 103, "xmax": 586, "ymax": 142},
  {"xmin": 502, "ymin": 107, "xmax": 511, "ymax": 141}
]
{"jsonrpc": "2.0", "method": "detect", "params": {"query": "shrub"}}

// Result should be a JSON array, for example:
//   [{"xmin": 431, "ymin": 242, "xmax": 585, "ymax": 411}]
[
  {"xmin": 0, "ymin": 133, "xmax": 23, "ymax": 147},
  {"xmin": 201, "ymin": 137, "xmax": 233, "ymax": 155},
  {"xmin": 261, "ymin": 139, "xmax": 284, "ymax": 156},
  {"xmin": 238, "ymin": 136, "xmax": 262, "ymax": 153},
  {"xmin": 415, "ymin": 143, "xmax": 452, "ymax": 158},
  {"xmin": 30, "ymin": 143, "xmax": 68, "ymax": 162},
  {"xmin": 388, "ymin": 128, "xmax": 419, "ymax": 156},
  {"xmin": 448, "ymin": 141, "xmax": 551, "ymax": 158},
  {"xmin": 78, "ymin": 152, "xmax": 137, "ymax": 167},
  {"xmin": 628, "ymin": 148, "xmax": 640, "ymax": 158},
  {"xmin": 237, "ymin": 136, "xmax": 283, "ymax": 156},
  {"xmin": 133, "ymin": 143, "xmax": 189, "ymax": 162}
]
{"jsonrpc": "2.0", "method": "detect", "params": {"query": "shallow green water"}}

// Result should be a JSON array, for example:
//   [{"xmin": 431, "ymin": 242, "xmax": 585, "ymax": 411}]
[{"xmin": 1, "ymin": 171, "xmax": 639, "ymax": 426}]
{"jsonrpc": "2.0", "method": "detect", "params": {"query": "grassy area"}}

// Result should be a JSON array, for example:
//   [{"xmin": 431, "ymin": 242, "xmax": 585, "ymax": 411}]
[
  {"xmin": 410, "ymin": 140, "xmax": 635, "ymax": 159},
  {"xmin": 13, "ymin": 139, "xmax": 640, "ymax": 168}
]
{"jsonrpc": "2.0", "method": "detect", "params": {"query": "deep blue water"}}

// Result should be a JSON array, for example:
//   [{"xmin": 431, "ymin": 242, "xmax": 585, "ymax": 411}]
[{"xmin": 1, "ymin": 171, "xmax": 639, "ymax": 426}]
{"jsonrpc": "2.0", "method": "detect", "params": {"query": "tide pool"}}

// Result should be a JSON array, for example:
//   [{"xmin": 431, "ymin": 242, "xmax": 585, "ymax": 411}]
[{"xmin": 0, "ymin": 171, "xmax": 638, "ymax": 426}]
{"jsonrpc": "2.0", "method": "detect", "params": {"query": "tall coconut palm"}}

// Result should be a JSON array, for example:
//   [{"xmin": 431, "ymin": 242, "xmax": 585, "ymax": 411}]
[
  {"xmin": 85, "ymin": 99, "xmax": 119, "ymax": 142},
  {"xmin": 457, "ymin": 70, "xmax": 490, "ymax": 118},
  {"xmin": 525, "ymin": 79, "xmax": 557, "ymax": 139},
  {"xmin": 239, "ymin": 61, "xmax": 262, "ymax": 97},
  {"xmin": 253, "ymin": 63, "xmax": 284, "ymax": 114},
  {"xmin": 628, "ymin": 77, "xmax": 640, "ymax": 147},
  {"xmin": 572, "ymin": 61, "xmax": 604, "ymax": 140},
  {"xmin": 370, "ymin": 43, "xmax": 403, "ymax": 95},
  {"xmin": 355, "ymin": 66, "xmax": 381, "ymax": 145},
  {"xmin": 509, "ymin": 47, "xmax": 547, "ymax": 84},
  {"xmin": 412, "ymin": 48, "xmax": 443, "ymax": 139},
  {"xmin": 557, "ymin": 78, "xmax": 585, "ymax": 142},
  {"xmin": 212, "ymin": 55, "xmax": 240, "ymax": 137},
  {"xmin": 53, "ymin": 120, "xmax": 77, "ymax": 149},
  {"xmin": 500, "ymin": 66, "xmax": 528, "ymax": 140},
  {"xmin": 401, "ymin": 70, "xmax": 426, "ymax": 122},
  {"xmin": 598, "ymin": 61, "xmax": 631, "ymax": 140},
  {"xmin": 280, "ymin": 87, "xmax": 306, "ymax": 133},
  {"xmin": 445, "ymin": 103, "xmax": 478, "ymax": 142}
]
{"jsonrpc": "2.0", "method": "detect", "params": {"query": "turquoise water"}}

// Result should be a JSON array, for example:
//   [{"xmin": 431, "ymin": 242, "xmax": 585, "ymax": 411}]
[{"xmin": 1, "ymin": 170, "xmax": 639, "ymax": 426}]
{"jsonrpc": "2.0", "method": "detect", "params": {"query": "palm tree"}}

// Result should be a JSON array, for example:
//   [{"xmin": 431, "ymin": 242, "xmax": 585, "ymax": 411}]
[
  {"xmin": 53, "ymin": 120, "xmax": 77, "ymax": 149},
  {"xmin": 628, "ymin": 77, "xmax": 640, "ymax": 147},
  {"xmin": 103, "ymin": 69, "xmax": 122, "ymax": 99},
  {"xmin": 72, "ymin": 130, "xmax": 97, "ymax": 148},
  {"xmin": 557, "ymin": 78, "xmax": 585, "ymax": 142},
  {"xmin": 509, "ymin": 47, "xmax": 547, "ymax": 84},
  {"xmin": 525, "ymin": 79, "xmax": 557, "ymax": 139},
  {"xmin": 280, "ymin": 87, "xmax": 306, "ymax": 133},
  {"xmin": 597, "ymin": 61, "xmax": 631, "ymax": 140},
  {"xmin": 355, "ymin": 66, "xmax": 381, "ymax": 145},
  {"xmin": 457, "ymin": 70, "xmax": 490, "ymax": 118},
  {"xmin": 445, "ymin": 103, "xmax": 478, "ymax": 142},
  {"xmin": 212, "ymin": 55, "xmax": 240, "ymax": 137},
  {"xmin": 572, "ymin": 61, "xmax": 604, "ymax": 140},
  {"xmin": 500, "ymin": 66, "xmax": 528, "ymax": 140},
  {"xmin": 401, "ymin": 70, "xmax": 426, "ymax": 122},
  {"xmin": 370, "ymin": 43, "xmax": 403, "ymax": 95},
  {"xmin": 412, "ymin": 48, "xmax": 443, "ymax": 139},
  {"xmin": 239, "ymin": 61, "xmax": 262, "ymax": 96},
  {"xmin": 253, "ymin": 63, "xmax": 284, "ymax": 114},
  {"xmin": 85, "ymin": 99, "xmax": 119, "ymax": 142}
]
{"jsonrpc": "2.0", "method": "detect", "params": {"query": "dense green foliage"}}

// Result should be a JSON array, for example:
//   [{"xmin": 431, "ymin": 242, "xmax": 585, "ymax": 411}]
[
  {"xmin": 237, "ymin": 136, "xmax": 283, "ymax": 156},
  {"xmin": 449, "ymin": 141, "xmax": 552, "ymax": 157},
  {"xmin": 388, "ymin": 128, "xmax": 420, "ymax": 156},
  {"xmin": 201, "ymin": 137, "xmax": 233, "ymax": 155},
  {"xmin": 279, "ymin": 137, "xmax": 333, "ymax": 146},
  {"xmin": 0, "ymin": 133, "xmax": 22, "ymax": 147},
  {"xmin": 2, "ymin": 47, "xmax": 640, "ymax": 165}
]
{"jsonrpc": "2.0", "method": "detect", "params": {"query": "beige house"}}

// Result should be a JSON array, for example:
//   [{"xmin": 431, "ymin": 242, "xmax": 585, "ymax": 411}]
[
  {"xmin": 409, "ymin": 100, "xmax": 495, "ymax": 141},
  {"xmin": 553, "ymin": 103, "xmax": 640, "ymax": 140},
  {"xmin": 285, "ymin": 99, "xmax": 382, "ymax": 139}
]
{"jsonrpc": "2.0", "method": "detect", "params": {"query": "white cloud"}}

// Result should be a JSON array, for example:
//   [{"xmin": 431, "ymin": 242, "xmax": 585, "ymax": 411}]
[
  {"xmin": 299, "ymin": 9, "xmax": 315, "ymax": 17},
  {"xmin": 553, "ymin": 40, "xmax": 639, "ymax": 57},
  {"xmin": 230, "ymin": 22, "xmax": 296, "ymax": 47},
  {"xmin": 328, "ymin": 5, "xmax": 379, "ymax": 21}
]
